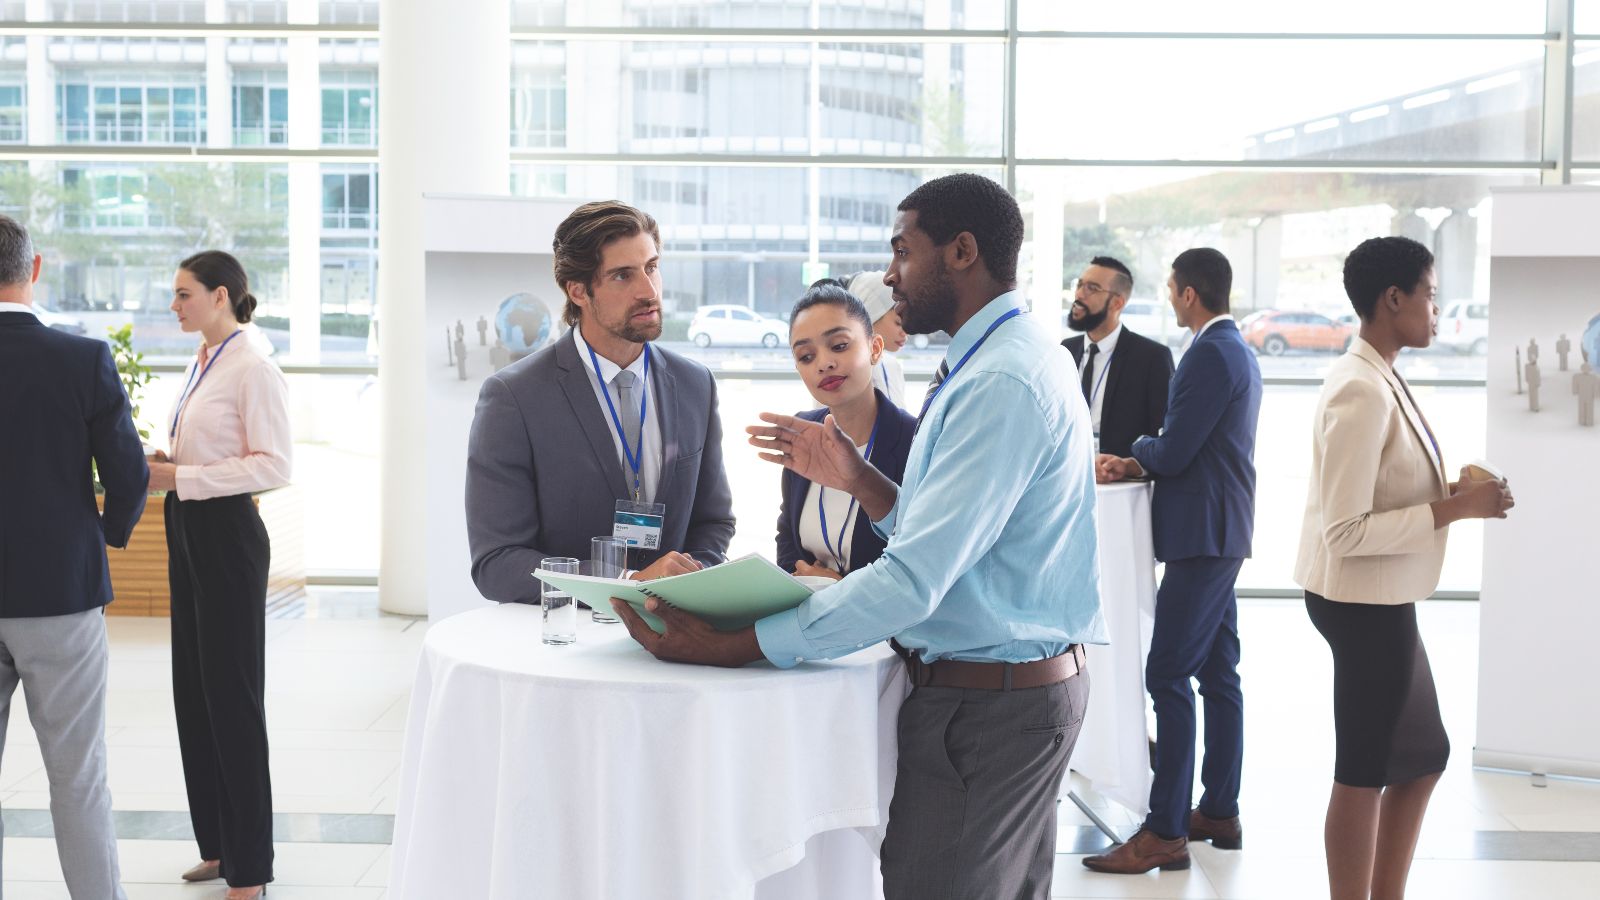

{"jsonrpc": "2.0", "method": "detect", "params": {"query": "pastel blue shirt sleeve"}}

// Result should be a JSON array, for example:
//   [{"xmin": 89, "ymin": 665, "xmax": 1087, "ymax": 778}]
[
  {"xmin": 869, "ymin": 494, "xmax": 900, "ymax": 540},
  {"xmin": 754, "ymin": 371, "xmax": 1055, "ymax": 666}
]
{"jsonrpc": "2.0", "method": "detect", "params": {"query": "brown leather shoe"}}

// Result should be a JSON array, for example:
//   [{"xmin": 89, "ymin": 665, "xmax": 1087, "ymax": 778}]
[
  {"xmin": 1189, "ymin": 809, "xmax": 1243, "ymax": 850},
  {"xmin": 1081, "ymin": 828, "xmax": 1190, "ymax": 874}
]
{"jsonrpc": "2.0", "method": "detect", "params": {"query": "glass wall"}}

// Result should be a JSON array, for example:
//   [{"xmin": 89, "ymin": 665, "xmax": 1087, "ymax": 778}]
[
  {"xmin": 507, "ymin": 0, "xmax": 1597, "ymax": 594},
  {"xmin": 1, "ymin": 1, "xmax": 381, "ymax": 573}
]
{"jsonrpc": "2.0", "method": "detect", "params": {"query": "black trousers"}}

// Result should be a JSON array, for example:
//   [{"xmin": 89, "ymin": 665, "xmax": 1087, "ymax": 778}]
[
  {"xmin": 166, "ymin": 492, "xmax": 274, "ymax": 887},
  {"xmin": 879, "ymin": 667, "xmax": 1090, "ymax": 900}
]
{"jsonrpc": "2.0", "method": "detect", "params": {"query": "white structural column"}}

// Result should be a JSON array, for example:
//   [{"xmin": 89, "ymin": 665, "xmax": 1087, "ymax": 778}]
[
  {"xmin": 1028, "ymin": 170, "xmax": 1065, "ymax": 341},
  {"xmin": 286, "ymin": 0, "xmax": 321, "ymax": 365},
  {"xmin": 378, "ymin": 0, "xmax": 510, "ymax": 615},
  {"xmin": 204, "ymin": 0, "xmax": 232, "ymax": 151},
  {"xmin": 24, "ymin": 0, "xmax": 53, "ymax": 199}
]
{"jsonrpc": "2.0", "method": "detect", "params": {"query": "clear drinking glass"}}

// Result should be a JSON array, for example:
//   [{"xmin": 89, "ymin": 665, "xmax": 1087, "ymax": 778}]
[
  {"xmin": 540, "ymin": 557, "xmax": 580, "ymax": 645},
  {"xmin": 590, "ymin": 537, "xmax": 627, "ymax": 623}
]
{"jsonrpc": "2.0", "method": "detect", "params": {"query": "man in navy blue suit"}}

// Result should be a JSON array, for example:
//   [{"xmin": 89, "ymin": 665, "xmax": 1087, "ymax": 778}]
[
  {"xmin": 1084, "ymin": 248, "xmax": 1262, "ymax": 874},
  {"xmin": 0, "ymin": 215, "xmax": 147, "ymax": 896}
]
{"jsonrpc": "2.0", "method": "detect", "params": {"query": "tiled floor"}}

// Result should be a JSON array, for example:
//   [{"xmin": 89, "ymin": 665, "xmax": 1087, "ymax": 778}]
[{"xmin": 1, "ymin": 592, "xmax": 1596, "ymax": 898}]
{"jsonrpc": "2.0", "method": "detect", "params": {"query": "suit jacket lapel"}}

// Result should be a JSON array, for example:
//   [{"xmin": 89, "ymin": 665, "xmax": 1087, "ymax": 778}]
[
  {"xmin": 651, "ymin": 347, "xmax": 684, "ymax": 506},
  {"xmin": 1353, "ymin": 341, "xmax": 1448, "ymax": 491},
  {"xmin": 556, "ymin": 337, "xmax": 631, "ymax": 500},
  {"xmin": 1063, "ymin": 335, "xmax": 1084, "ymax": 367},
  {"xmin": 1100, "ymin": 337, "xmax": 1125, "ymax": 420}
]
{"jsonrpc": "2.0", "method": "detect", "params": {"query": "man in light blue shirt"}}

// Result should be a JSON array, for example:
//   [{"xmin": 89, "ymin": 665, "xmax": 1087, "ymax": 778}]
[{"xmin": 613, "ymin": 174, "xmax": 1105, "ymax": 899}]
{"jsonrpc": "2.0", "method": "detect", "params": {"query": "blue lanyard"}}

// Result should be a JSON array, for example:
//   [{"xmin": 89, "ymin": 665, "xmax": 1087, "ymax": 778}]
[
  {"xmin": 879, "ymin": 362, "xmax": 889, "ymax": 393},
  {"xmin": 918, "ymin": 307, "xmax": 1025, "ymax": 421},
  {"xmin": 587, "ymin": 342, "xmax": 651, "ymax": 501},
  {"xmin": 169, "ymin": 329, "xmax": 244, "ymax": 440},
  {"xmin": 818, "ymin": 413, "xmax": 880, "ymax": 572}
]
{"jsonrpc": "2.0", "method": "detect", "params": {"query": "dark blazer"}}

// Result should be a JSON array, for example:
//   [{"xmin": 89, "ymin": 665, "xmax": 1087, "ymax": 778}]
[
  {"xmin": 1063, "ymin": 326, "xmax": 1174, "ymax": 458},
  {"xmin": 466, "ymin": 332, "xmax": 736, "ymax": 603},
  {"xmin": 1130, "ymin": 318, "xmax": 1262, "ymax": 563},
  {"xmin": 0, "ymin": 309, "xmax": 148, "ymax": 617},
  {"xmin": 776, "ymin": 389, "xmax": 916, "ymax": 575}
]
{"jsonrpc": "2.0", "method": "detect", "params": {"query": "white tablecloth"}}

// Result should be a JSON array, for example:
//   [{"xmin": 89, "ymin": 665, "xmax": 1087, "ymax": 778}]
[
  {"xmin": 1067, "ymin": 481, "xmax": 1159, "ymax": 817},
  {"xmin": 390, "ymin": 604, "xmax": 909, "ymax": 900}
]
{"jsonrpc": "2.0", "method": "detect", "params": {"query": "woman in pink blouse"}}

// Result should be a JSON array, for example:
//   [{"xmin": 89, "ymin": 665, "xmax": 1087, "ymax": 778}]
[{"xmin": 147, "ymin": 250, "xmax": 290, "ymax": 900}]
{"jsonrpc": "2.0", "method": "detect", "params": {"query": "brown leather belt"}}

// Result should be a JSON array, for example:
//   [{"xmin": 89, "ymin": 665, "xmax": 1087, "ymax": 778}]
[{"xmin": 891, "ymin": 641, "xmax": 1086, "ymax": 691}]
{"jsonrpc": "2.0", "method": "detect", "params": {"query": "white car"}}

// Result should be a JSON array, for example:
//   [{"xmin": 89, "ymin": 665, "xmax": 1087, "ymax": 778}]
[
  {"xmin": 687, "ymin": 304, "xmax": 788, "ymax": 349},
  {"xmin": 1119, "ymin": 299, "xmax": 1182, "ymax": 347},
  {"xmin": 1435, "ymin": 300, "xmax": 1489, "ymax": 355}
]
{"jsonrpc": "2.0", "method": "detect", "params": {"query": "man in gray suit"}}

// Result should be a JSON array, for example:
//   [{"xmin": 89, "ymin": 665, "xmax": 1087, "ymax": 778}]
[
  {"xmin": 0, "ymin": 215, "xmax": 146, "ymax": 898},
  {"xmin": 466, "ymin": 201, "xmax": 735, "ymax": 601}
]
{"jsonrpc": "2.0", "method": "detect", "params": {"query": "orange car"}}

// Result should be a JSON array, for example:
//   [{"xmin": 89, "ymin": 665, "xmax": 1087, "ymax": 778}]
[{"xmin": 1240, "ymin": 309, "xmax": 1353, "ymax": 356}]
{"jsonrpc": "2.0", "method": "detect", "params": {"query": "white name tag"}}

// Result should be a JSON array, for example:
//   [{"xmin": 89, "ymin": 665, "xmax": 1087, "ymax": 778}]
[{"xmin": 613, "ymin": 500, "xmax": 666, "ymax": 551}]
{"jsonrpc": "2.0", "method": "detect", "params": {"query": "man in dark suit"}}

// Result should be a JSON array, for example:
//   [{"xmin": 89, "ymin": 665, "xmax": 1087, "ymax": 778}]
[
  {"xmin": 466, "ymin": 201, "xmax": 735, "ymax": 602},
  {"xmin": 0, "ymin": 215, "xmax": 147, "ymax": 896},
  {"xmin": 1062, "ymin": 256, "xmax": 1174, "ymax": 457},
  {"xmin": 1086, "ymin": 248, "xmax": 1262, "ymax": 874}
]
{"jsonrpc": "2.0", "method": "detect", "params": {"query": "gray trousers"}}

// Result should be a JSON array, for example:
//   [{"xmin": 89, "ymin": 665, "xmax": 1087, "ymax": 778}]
[
  {"xmin": 880, "ymin": 668, "xmax": 1089, "ymax": 900},
  {"xmin": 0, "ymin": 609, "xmax": 125, "ymax": 900}
]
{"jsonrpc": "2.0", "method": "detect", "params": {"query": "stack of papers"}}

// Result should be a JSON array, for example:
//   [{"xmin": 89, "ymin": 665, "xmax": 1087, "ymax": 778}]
[{"xmin": 533, "ymin": 553, "xmax": 821, "ymax": 633}]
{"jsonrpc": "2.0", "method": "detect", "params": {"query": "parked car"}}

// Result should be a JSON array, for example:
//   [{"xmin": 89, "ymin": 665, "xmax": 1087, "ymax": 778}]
[
  {"xmin": 1435, "ymin": 300, "xmax": 1489, "ymax": 355},
  {"xmin": 1240, "ymin": 309, "xmax": 1352, "ymax": 356},
  {"xmin": 687, "ymin": 304, "xmax": 788, "ymax": 348},
  {"xmin": 34, "ymin": 304, "xmax": 87, "ymax": 336}
]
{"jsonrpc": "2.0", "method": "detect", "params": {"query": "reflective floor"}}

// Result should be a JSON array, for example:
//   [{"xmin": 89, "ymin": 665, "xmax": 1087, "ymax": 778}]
[{"xmin": 1, "ymin": 593, "xmax": 1594, "ymax": 898}]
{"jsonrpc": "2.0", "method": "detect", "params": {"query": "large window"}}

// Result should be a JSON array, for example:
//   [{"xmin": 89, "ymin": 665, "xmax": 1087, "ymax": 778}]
[
  {"xmin": 509, "ymin": 0, "xmax": 1596, "ymax": 595},
  {"xmin": 4, "ymin": 8, "xmax": 380, "ymax": 574},
  {"xmin": 320, "ymin": 65, "xmax": 376, "ymax": 146},
  {"xmin": 57, "ymin": 69, "xmax": 207, "ymax": 145}
]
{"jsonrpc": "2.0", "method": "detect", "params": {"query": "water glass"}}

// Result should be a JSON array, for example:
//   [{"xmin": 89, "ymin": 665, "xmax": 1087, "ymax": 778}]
[
  {"xmin": 540, "ymin": 557, "xmax": 580, "ymax": 645},
  {"xmin": 590, "ymin": 537, "xmax": 627, "ymax": 623}
]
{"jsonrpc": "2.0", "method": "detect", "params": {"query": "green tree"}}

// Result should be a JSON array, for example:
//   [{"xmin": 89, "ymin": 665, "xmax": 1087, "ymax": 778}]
[{"xmin": 1062, "ymin": 224, "xmax": 1138, "ymax": 290}]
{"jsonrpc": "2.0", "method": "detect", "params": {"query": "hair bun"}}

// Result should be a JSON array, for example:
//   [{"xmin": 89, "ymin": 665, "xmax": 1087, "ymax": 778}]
[{"xmin": 237, "ymin": 290, "xmax": 258, "ymax": 323}]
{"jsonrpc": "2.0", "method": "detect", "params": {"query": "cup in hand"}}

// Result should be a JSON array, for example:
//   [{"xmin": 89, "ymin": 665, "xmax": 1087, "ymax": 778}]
[
  {"xmin": 540, "ymin": 557, "xmax": 580, "ymax": 645},
  {"xmin": 590, "ymin": 537, "xmax": 628, "ymax": 623}
]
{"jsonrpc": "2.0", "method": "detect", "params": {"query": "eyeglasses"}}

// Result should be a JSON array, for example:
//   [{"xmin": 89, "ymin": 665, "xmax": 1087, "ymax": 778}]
[{"xmin": 1072, "ymin": 279, "xmax": 1122, "ymax": 300}]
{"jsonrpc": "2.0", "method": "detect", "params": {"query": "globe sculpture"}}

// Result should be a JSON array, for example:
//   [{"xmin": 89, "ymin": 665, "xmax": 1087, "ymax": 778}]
[
  {"xmin": 1584, "ymin": 310, "xmax": 1600, "ymax": 372},
  {"xmin": 495, "ymin": 292, "xmax": 554, "ymax": 361}
]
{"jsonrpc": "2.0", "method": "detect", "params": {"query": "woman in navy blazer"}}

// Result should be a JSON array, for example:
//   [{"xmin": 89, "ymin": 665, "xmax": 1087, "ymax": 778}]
[{"xmin": 776, "ymin": 279, "xmax": 916, "ymax": 579}]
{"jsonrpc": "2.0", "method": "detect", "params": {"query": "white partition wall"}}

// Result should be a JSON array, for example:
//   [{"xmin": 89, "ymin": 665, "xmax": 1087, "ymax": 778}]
[
  {"xmin": 421, "ymin": 194, "xmax": 577, "ymax": 621},
  {"xmin": 1476, "ymin": 186, "xmax": 1600, "ymax": 779}
]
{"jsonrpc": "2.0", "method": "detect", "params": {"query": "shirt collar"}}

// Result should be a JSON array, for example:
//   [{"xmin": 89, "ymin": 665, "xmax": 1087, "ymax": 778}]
[
  {"xmin": 1193, "ymin": 313, "xmax": 1235, "ymax": 340},
  {"xmin": 0, "ymin": 302, "xmax": 38, "ymax": 317},
  {"xmin": 942, "ymin": 290, "xmax": 1025, "ymax": 368},
  {"xmin": 572, "ymin": 324, "xmax": 648, "ymax": 383},
  {"xmin": 1085, "ymin": 322, "xmax": 1123, "ymax": 356}
]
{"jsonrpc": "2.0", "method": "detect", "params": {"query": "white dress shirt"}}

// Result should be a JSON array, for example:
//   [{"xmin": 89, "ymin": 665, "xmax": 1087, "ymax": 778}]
[
  {"xmin": 1075, "ymin": 323, "xmax": 1123, "ymax": 433},
  {"xmin": 875, "ymin": 353, "xmax": 907, "ymax": 409},
  {"xmin": 0, "ymin": 302, "xmax": 37, "ymax": 317},
  {"xmin": 572, "ymin": 327, "xmax": 664, "ymax": 504},
  {"xmin": 795, "ymin": 440, "xmax": 869, "ymax": 572}
]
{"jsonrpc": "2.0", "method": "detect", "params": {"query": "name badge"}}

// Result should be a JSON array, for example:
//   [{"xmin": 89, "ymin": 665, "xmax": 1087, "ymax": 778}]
[{"xmin": 613, "ymin": 500, "xmax": 666, "ymax": 551}]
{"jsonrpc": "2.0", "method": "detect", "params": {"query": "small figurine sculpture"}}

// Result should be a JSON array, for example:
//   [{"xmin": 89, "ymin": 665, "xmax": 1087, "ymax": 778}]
[
  {"xmin": 477, "ymin": 315, "xmax": 489, "ymax": 346},
  {"xmin": 1526, "ymin": 359, "xmax": 1541, "ymax": 412},
  {"xmin": 1576, "ymin": 363, "xmax": 1598, "ymax": 427},
  {"xmin": 1515, "ymin": 346, "xmax": 1523, "ymax": 395},
  {"xmin": 455, "ymin": 334, "xmax": 468, "ymax": 381},
  {"xmin": 446, "ymin": 326, "xmax": 455, "ymax": 366},
  {"xmin": 1557, "ymin": 333, "xmax": 1572, "ymax": 371},
  {"xmin": 1527, "ymin": 337, "xmax": 1540, "ymax": 366}
]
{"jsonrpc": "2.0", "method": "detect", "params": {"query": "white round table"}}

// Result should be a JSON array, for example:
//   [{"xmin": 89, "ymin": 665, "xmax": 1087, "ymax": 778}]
[
  {"xmin": 1067, "ymin": 481, "xmax": 1159, "ymax": 819},
  {"xmin": 389, "ymin": 603, "xmax": 909, "ymax": 900}
]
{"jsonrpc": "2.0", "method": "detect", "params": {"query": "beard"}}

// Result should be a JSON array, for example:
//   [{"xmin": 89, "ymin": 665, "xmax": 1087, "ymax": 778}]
[
  {"xmin": 599, "ymin": 301, "xmax": 663, "ymax": 344},
  {"xmin": 898, "ymin": 260, "xmax": 959, "ymax": 336},
  {"xmin": 1066, "ymin": 301, "xmax": 1110, "ymax": 334}
]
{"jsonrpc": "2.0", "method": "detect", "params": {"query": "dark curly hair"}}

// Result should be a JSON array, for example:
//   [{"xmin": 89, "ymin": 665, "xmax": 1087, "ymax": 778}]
[
  {"xmin": 897, "ymin": 173, "xmax": 1024, "ymax": 284},
  {"xmin": 1342, "ymin": 236, "xmax": 1434, "ymax": 322}
]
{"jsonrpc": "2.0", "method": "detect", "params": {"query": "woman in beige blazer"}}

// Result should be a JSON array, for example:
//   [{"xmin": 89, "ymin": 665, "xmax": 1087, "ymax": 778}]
[{"xmin": 1296, "ymin": 236, "xmax": 1513, "ymax": 900}]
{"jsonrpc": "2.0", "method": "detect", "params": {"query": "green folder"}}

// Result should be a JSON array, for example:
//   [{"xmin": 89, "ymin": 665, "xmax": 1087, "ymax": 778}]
[{"xmin": 533, "ymin": 553, "xmax": 821, "ymax": 633}]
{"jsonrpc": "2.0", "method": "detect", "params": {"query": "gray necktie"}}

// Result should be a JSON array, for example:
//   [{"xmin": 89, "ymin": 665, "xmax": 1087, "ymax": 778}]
[{"xmin": 613, "ymin": 369, "xmax": 641, "ymax": 455}]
